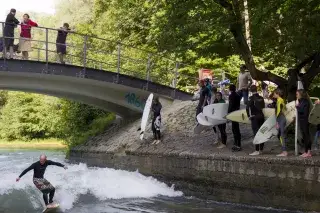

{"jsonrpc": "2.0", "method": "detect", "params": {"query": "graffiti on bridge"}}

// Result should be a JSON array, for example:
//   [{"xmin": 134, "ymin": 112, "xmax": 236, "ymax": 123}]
[{"xmin": 125, "ymin": 93, "xmax": 146, "ymax": 110}]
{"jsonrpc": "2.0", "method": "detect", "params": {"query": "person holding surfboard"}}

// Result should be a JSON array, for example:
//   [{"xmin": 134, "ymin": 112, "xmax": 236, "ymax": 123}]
[
  {"xmin": 196, "ymin": 80, "xmax": 210, "ymax": 120},
  {"xmin": 151, "ymin": 97, "xmax": 162, "ymax": 145},
  {"xmin": 246, "ymin": 85, "xmax": 266, "ymax": 156},
  {"xmin": 274, "ymin": 89, "xmax": 288, "ymax": 157},
  {"xmin": 16, "ymin": 154, "xmax": 67, "ymax": 210},
  {"xmin": 296, "ymin": 89, "xmax": 312, "ymax": 158},
  {"xmin": 228, "ymin": 84, "xmax": 242, "ymax": 152},
  {"xmin": 213, "ymin": 92, "xmax": 227, "ymax": 149}
]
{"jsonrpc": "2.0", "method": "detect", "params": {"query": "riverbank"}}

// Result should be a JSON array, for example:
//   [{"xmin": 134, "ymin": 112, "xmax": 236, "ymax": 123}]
[
  {"xmin": 69, "ymin": 100, "xmax": 320, "ymax": 212},
  {"xmin": 0, "ymin": 139, "xmax": 66, "ymax": 149}
]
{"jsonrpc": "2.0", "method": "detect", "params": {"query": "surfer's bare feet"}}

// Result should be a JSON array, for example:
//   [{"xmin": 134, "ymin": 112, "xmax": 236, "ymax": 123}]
[
  {"xmin": 155, "ymin": 140, "xmax": 161, "ymax": 145},
  {"xmin": 152, "ymin": 140, "xmax": 157, "ymax": 145},
  {"xmin": 276, "ymin": 151, "xmax": 288, "ymax": 157},
  {"xmin": 217, "ymin": 144, "xmax": 226, "ymax": 149},
  {"xmin": 301, "ymin": 151, "xmax": 312, "ymax": 158}
]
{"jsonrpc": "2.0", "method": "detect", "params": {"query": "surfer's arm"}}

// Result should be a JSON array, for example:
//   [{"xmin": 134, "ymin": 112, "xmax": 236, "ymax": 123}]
[
  {"xmin": 47, "ymin": 160, "xmax": 65, "ymax": 168},
  {"xmin": 19, "ymin": 163, "xmax": 35, "ymax": 178}
]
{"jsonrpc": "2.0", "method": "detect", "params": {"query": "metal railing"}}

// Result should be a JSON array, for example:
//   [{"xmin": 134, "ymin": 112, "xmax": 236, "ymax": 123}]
[{"xmin": 0, "ymin": 21, "xmax": 224, "ymax": 94}]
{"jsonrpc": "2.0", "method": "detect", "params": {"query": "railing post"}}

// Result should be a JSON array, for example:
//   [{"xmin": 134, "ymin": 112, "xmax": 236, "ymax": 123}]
[
  {"xmin": 145, "ymin": 54, "xmax": 152, "ymax": 90},
  {"xmin": 2, "ymin": 22, "xmax": 6, "ymax": 63},
  {"xmin": 116, "ymin": 42, "xmax": 121, "ymax": 83},
  {"xmin": 45, "ymin": 28, "xmax": 48, "ymax": 67},
  {"xmin": 82, "ymin": 35, "xmax": 88, "ymax": 78},
  {"xmin": 173, "ymin": 62, "xmax": 179, "ymax": 98}
]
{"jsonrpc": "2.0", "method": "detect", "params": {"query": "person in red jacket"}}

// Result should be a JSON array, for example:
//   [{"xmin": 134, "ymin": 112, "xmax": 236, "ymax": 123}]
[{"xmin": 19, "ymin": 14, "xmax": 38, "ymax": 60}]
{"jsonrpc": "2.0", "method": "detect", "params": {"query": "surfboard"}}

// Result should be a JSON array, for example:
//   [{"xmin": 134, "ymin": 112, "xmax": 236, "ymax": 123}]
[
  {"xmin": 43, "ymin": 203, "xmax": 59, "ymax": 213},
  {"xmin": 309, "ymin": 103, "xmax": 320, "ymax": 125},
  {"xmin": 140, "ymin": 93, "xmax": 154, "ymax": 140},
  {"xmin": 197, "ymin": 113, "xmax": 227, "ymax": 126},
  {"xmin": 203, "ymin": 103, "xmax": 229, "ymax": 120},
  {"xmin": 226, "ymin": 108, "xmax": 275, "ymax": 124},
  {"xmin": 253, "ymin": 101, "xmax": 296, "ymax": 145}
]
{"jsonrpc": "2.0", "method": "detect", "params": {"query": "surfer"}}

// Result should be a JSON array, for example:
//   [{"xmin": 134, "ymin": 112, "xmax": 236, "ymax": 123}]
[
  {"xmin": 246, "ymin": 85, "xmax": 265, "ymax": 156},
  {"xmin": 210, "ymin": 87, "xmax": 221, "ymax": 145},
  {"xmin": 274, "ymin": 89, "xmax": 287, "ymax": 157},
  {"xmin": 196, "ymin": 80, "xmax": 210, "ymax": 121},
  {"xmin": 214, "ymin": 92, "xmax": 227, "ymax": 149},
  {"xmin": 228, "ymin": 84, "xmax": 242, "ymax": 152},
  {"xmin": 16, "ymin": 154, "xmax": 67, "ymax": 208},
  {"xmin": 151, "ymin": 97, "xmax": 162, "ymax": 145},
  {"xmin": 296, "ymin": 89, "xmax": 312, "ymax": 158},
  {"xmin": 237, "ymin": 65, "xmax": 252, "ymax": 105}
]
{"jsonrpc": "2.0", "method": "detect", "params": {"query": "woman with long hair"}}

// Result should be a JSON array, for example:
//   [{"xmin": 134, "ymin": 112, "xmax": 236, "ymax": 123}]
[{"xmin": 274, "ymin": 88, "xmax": 287, "ymax": 157}]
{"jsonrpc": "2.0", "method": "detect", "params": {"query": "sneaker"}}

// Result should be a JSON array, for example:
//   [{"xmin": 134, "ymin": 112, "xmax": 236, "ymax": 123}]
[
  {"xmin": 217, "ymin": 144, "xmax": 226, "ymax": 149},
  {"xmin": 232, "ymin": 146, "xmax": 242, "ymax": 152},
  {"xmin": 276, "ymin": 152, "xmax": 288, "ymax": 157},
  {"xmin": 249, "ymin": 151, "xmax": 260, "ymax": 156}
]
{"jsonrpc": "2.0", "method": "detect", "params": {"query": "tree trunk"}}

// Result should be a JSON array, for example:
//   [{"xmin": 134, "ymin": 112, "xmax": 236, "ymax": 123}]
[{"xmin": 243, "ymin": 0, "xmax": 251, "ymax": 51}]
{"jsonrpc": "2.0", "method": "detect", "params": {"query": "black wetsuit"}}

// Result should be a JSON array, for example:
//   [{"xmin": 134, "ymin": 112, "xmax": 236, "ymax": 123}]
[
  {"xmin": 246, "ymin": 93, "xmax": 265, "ymax": 151},
  {"xmin": 296, "ymin": 98, "xmax": 311, "ymax": 153},
  {"xmin": 152, "ymin": 102, "xmax": 162, "ymax": 140},
  {"xmin": 4, "ymin": 13, "xmax": 19, "ymax": 50},
  {"xmin": 196, "ymin": 86, "xmax": 210, "ymax": 118},
  {"xmin": 19, "ymin": 160, "xmax": 65, "ymax": 205},
  {"xmin": 228, "ymin": 91, "xmax": 241, "ymax": 148}
]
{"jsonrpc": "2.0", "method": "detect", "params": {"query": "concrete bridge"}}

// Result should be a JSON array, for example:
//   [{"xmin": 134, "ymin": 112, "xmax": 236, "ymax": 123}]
[{"xmin": 0, "ymin": 22, "xmax": 193, "ymax": 117}]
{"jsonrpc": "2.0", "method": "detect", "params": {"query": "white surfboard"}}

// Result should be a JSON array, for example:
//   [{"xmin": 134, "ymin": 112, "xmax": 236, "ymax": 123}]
[
  {"xmin": 203, "ymin": 103, "xmax": 229, "ymax": 120},
  {"xmin": 43, "ymin": 203, "xmax": 59, "ymax": 213},
  {"xmin": 197, "ymin": 113, "xmax": 227, "ymax": 126},
  {"xmin": 309, "ymin": 103, "xmax": 320, "ymax": 125},
  {"xmin": 226, "ymin": 108, "xmax": 275, "ymax": 124},
  {"xmin": 140, "ymin": 93, "xmax": 154, "ymax": 140},
  {"xmin": 253, "ymin": 101, "xmax": 296, "ymax": 144}
]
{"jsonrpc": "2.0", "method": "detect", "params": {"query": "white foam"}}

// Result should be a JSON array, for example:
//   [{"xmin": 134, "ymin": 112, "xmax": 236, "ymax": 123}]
[{"xmin": 1, "ymin": 161, "xmax": 183, "ymax": 211}]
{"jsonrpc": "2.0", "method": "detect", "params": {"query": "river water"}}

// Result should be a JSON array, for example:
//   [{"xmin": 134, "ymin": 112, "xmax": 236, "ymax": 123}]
[{"xmin": 0, "ymin": 149, "xmax": 298, "ymax": 213}]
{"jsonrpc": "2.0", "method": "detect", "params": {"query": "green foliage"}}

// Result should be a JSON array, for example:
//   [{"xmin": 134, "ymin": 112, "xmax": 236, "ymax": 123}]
[
  {"xmin": 0, "ymin": 92, "xmax": 61, "ymax": 141},
  {"xmin": 58, "ymin": 100, "xmax": 115, "ymax": 148}
]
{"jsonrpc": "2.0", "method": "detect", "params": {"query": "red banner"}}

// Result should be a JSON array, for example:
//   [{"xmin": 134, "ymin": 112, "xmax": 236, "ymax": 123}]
[{"xmin": 198, "ymin": 69, "xmax": 213, "ymax": 80}]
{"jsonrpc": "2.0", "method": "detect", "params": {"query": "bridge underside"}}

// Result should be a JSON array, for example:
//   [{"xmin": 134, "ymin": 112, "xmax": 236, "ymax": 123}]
[
  {"xmin": 0, "ymin": 60, "xmax": 192, "ymax": 117},
  {"xmin": 0, "ymin": 71, "xmax": 142, "ymax": 117}
]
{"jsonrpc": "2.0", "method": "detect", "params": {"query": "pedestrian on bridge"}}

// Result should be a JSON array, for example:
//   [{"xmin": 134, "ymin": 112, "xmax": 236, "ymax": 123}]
[
  {"xmin": 19, "ymin": 14, "xmax": 38, "ymax": 60},
  {"xmin": 56, "ymin": 23, "xmax": 70, "ymax": 64},
  {"xmin": 4, "ymin": 8, "xmax": 19, "ymax": 59}
]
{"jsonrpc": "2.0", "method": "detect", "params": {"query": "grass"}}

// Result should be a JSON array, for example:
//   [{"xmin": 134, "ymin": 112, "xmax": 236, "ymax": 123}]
[{"xmin": 0, "ymin": 138, "xmax": 66, "ymax": 150}]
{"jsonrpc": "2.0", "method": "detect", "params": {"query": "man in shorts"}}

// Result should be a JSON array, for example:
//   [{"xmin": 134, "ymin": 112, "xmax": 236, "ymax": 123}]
[{"xmin": 16, "ymin": 154, "xmax": 67, "ymax": 208}]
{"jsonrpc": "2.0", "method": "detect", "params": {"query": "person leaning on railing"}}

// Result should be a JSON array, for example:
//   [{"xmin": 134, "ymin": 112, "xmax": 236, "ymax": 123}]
[
  {"xmin": 56, "ymin": 23, "xmax": 71, "ymax": 64},
  {"xmin": 4, "ymin": 8, "xmax": 19, "ymax": 59},
  {"xmin": 19, "ymin": 14, "xmax": 38, "ymax": 60}
]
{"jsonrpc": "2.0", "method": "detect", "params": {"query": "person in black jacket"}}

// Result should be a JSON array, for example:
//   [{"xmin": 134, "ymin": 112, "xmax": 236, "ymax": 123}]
[
  {"xmin": 246, "ymin": 85, "xmax": 265, "ymax": 156},
  {"xmin": 3, "ymin": 9, "xmax": 19, "ymax": 59},
  {"xmin": 56, "ymin": 23, "xmax": 71, "ymax": 64},
  {"xmin": 228, "ymin": 84, "xmax": 242, "ymax": 151},
  {"xmin": 296, "ymin": 89, "xmax": 312, "ymax": 158},
  {"xmin": 151, "ymin": 96, "xmax": 162, "ymax": 145},
  {"xmin": 16, "ymin": 154, "xmax": 67, "ymax": 208}
]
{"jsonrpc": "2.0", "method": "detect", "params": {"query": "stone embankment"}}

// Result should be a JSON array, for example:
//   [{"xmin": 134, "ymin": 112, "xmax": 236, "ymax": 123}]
[{"xmin": 70, "ymin": 100, "xmax": 320, "ymax": 212}]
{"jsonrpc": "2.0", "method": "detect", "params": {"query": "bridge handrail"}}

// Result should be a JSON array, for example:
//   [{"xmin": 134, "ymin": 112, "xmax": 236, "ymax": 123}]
[{"xmin": 0, "ymin": 21, "xmax": 215, "ymax": 94}]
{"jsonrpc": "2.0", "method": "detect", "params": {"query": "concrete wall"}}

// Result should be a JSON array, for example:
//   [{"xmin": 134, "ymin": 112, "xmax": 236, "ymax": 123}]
[{"xmin": 69, "ymin": 150, "xmax": 320, "ymax": 212}]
